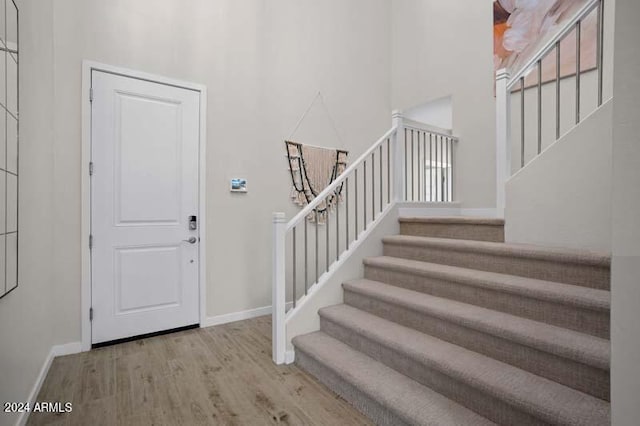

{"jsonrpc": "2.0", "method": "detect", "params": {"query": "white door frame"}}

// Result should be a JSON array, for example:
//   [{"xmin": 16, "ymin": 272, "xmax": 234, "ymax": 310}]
[{"xmin": 81, "ymin": 61, "xmax": 208, "ymax": 351}]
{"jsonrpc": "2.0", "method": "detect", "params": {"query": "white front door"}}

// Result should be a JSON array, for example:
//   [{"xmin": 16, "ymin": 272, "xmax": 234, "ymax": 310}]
[{"xmin": 91, "ymin": 70, "xmax": 201, "ymax": 344}]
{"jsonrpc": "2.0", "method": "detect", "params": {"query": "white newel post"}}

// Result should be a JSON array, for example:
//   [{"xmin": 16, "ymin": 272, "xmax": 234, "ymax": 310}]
[
  {"xmin": 392, "ymin": 110, "xmax": 406, "ymax": 202},
  {"xmin": 272, "ymin": 212, "xmax": 286, "ymax": 364},
  {"xmin": 495, "ymin": 68, "xmax": 511, "ymax": 218}
]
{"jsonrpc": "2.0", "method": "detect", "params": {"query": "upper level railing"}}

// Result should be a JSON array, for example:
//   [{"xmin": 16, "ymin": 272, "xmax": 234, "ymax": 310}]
[
  {"xmin": 496, "ymin": 0, "xmax": 606, "ymax": 212},
  {"xmin": 403, "ymin": 118, "xmax": 456, "ymax": 203},
  {"xmin": 272, "ymin": 112, "xmax": 458, "ymax": 363}
]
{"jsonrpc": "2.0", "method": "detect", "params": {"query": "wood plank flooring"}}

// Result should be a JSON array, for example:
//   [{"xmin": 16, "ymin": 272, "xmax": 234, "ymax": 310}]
[{"xmin": 26, "ymin": 316, "xmax": 372, "ymax": 426}]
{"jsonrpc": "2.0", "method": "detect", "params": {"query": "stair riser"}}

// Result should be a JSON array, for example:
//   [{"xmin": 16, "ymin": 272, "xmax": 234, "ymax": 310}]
[
  {"xmin": 343, "ymin": 290, "xmax": 610, "ymax": 401},
  {"xmin": 364, "ymin": 265, "xmax": 610, "ymax": 339},
  {"xmin": 295, "ymin": 349, "xmax": 412, "ymax": 426},
  {"xmin": 383, "ymin": 243, "xmax": 610, "ymax": 289},
  {"xmin": 320, "ymin": 317, "xmax": 546, "ymax": 426},
  {"xmin": 400, "ymin": 223, "xmax": 505, "ymax": 242}
]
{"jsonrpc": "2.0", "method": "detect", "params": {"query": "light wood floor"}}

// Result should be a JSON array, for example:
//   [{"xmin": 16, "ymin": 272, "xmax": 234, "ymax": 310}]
[{"xmin": 26, "ymin": 316, "xmax": 372, "ymax": 426}]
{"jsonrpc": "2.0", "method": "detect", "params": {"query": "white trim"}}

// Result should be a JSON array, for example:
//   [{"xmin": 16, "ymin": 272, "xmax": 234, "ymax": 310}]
[
  {"xmin": 202, "ymin": 305, "xmax": 272, "ymax": 328},
  {"xmin": 398, "ymin": 207, "xmax": 461, "ymax": 217},
  {"xmin": 81, "ymin": 62, "xmax": 92, "ymax": 351},
  {"xmin": 496, "ymin": 69, "xmax": 511, "ymax": 216},
  {"xmin": 393, "ymin": 110, "xmax": 457, "ymax": 139},
  {"xmin": 197, "ymin": 77, "xmax": 208, "ymax": 328},
  {"xmin": 202, "ymin": 303, "xmax": 293, "ymax": 328},
  {"xmin": 460, "ymin": 208, "xmax": 499, "ymax": 218},
  {"xmin": 52, "ymin": 342, "xmax": 83, "ymax": 357},
  {"xmin": 396, "ymin": 203, "xmax": 498, "ymax": 219},
  {"xmin": 16, "ymin": 351, "xmax": 54, "ymax": 426},
  {"xmin": 397, "ymin": 202, "xmax": 461, "ymax": 218},
  {"xmin": 285, "ymin": 349, "xmax": 295, "ymax": 365},
  {"xmin": 17, "ymin": 342, "xmax": 82, "ymax": 426},
  {"xmin": 392, "ymin": 111, "xmax": 405, "ymax": 201},
  {"xmin": 81, "ymin": 61, "xmax": 208, "ymax": 350},
  {"xmin": 403, "ymin": 118, "xmax": 457, "ymax": 139},
  {"xmin": 272, "ymin": 213, "xmax": 287, "ymax": 363}
]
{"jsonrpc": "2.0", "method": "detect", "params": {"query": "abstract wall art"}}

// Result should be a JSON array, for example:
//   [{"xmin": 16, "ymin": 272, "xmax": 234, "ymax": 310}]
[{"xmin": 494, "ymin": 0, "xmax": 598, "ymax": 87}]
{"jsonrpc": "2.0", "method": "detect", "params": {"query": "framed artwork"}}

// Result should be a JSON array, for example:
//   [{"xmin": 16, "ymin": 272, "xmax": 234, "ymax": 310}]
[
  {"xmin": 494, "ymin": 0, "xmax": 597, "ymax": 88},
  {"xmin": 0, "ymin": 0, "xmax": 18, "ymax": 300}
]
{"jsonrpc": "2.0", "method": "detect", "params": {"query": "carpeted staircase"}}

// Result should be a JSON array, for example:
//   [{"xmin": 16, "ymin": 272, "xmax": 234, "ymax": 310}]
[{"xmin": 293, "ymin": 217, "xmax": 610, "ymax": 425}]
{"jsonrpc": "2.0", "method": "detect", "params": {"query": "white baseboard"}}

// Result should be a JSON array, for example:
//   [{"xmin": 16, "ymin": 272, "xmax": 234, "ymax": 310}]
[
  {"xmin": 202, "ymin": 306, "xmax": 272, "ymax": 328},
  {"xmin": 201, "ymin": 303, "xmax": 293, "ymax": 329},
  {"xmin": 460, "ymin": 208, "xmax": 499, "ymax": 218},
  {"xmin": 285, "ymin": 349, "xmax": 295, "ymax": 364},
  {"xmin": 398, "ymin": 207, "xmax": 461, "ymax": 217},
  {"xmin": 397, "ymin": 202, "xmax": 460, "ymax": 218},
  {"xmin": 397, "ymin": 204, "xmax": 498, "ymax": 219},
  {"xmin": 16, "ymin": 342, "xmax": 82, "ymax": 426},
  {"xmin": 52, "ymin": 342, "xmax": 83, "ymax": 357}
]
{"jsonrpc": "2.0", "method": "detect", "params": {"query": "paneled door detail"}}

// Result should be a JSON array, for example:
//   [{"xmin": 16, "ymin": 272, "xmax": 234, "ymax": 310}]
[{"xmin": 91, "ymin": 71, "xmax": 200, "ymax": 344}]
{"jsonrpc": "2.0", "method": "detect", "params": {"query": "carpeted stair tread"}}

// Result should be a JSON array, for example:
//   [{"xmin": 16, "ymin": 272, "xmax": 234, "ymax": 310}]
[
  {"xmin": 363, "ymin": 256, "xmax": 609, "ymax": 312},
  {"xmin": 382, "ymin": 235, "xmax": 610, "ymax": 267},
  {"xmin": 342, "ymin": 279, "xmax": 609, "ymax": 370},
  {"xmin": 318, "ymin": 304, "xmax": 610, "ymax": 426},
  {"xmin": 383, "ymin": 235, "xmax": 610, "ymax": 289},
  {"xmin": 399, "ymin": 216, "xmax": 505, "ymax": 226},
  {"xmin": 293, "ymin": 331, "xmax": 496, "ymax": 426}
]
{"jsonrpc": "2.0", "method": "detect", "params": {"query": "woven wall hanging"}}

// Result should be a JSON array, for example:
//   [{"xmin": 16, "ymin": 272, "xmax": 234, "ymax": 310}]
[
  {"xmin": 285, "ymin": 141, "xmax": 348, "ymax": 224},
  {"xmin": 284, "ymin": 91, "xmax": 348, "ymax": 224}
]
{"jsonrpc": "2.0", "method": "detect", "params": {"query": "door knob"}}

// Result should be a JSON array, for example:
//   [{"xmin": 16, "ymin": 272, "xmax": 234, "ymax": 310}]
[{"xmin": 183, "ymin": 237, "xmax": 198, "ymax": 244}]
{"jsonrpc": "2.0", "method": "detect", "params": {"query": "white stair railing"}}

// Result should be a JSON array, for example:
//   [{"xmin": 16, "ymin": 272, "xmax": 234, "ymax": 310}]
[
  {"xmin": 402, "ymin": 117, "xmax": 457, "ymax": 203},
  {"xmin": 272, "ymin": 111, "xmax": 459, "ymax": 364},
  {"xmin": 496, "ymin": 0, "xmax": 606, "ymax": 213}
]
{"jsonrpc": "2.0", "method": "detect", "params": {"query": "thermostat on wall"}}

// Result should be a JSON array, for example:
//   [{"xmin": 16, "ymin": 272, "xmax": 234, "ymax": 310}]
[{"xmin": 230, "ymin": 178, "xmax": 248, "ymax": 193}]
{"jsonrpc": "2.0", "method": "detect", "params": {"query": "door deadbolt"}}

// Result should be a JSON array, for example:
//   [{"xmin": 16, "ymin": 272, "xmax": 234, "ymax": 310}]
[{"xmin": 189, "ymin": 215, "xmax": 197, "ymax": 230}]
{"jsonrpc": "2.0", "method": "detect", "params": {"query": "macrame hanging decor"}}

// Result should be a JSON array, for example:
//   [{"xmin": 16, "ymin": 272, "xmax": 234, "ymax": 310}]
[
  {"xmin": 285, "ymin": 141, "xmax": 348, "ymax": 224},
  {"xmin": 283, "ymin": 91, "xmax": 349, "ymax": 224}
]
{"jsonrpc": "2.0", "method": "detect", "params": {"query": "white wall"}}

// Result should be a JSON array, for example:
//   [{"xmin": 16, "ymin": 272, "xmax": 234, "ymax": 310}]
[
  {"xmin": 0, "ymin": 1, "xmax": 59, "ymax": 425},
  {"xmin": 391, "ymin": 0, "xmax": 496, "ymax": 209},
  {"xmin": 610, "ymin": 0, "xmax": 640, "ymax": 423},
  {"xmin": 404, "ymin": 96, "xmax": 453, "ymax": 130},
  {"xmin": 505, "ymin": 100, "xmax": 612, "ymax": 252},
  {"xmin": 47, "ymin": 0, "xmax": 391, "ymax": 343}
]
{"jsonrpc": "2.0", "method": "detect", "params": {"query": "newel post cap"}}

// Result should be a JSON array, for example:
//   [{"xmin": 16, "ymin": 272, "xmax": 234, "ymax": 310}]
[{"xmin": 496, "ymin": 68, "xmax": 511, "ymax": 81}]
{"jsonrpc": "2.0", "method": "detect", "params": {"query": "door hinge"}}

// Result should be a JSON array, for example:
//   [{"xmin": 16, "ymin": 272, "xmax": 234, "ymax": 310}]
[
  {"xmin": 89, "ymin": 162, "xmax": 94, "ymax": 176},
  {"xmin": 89, "ymin": 307, "xmax": 94, "ymax": 321},
  {"xmin": 89, "ymin": 234, "xmax": 93, "ymax": 249},
  {"xmin": 90, "ymin": 87, "xmax": 94, "ymax": 102}
]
